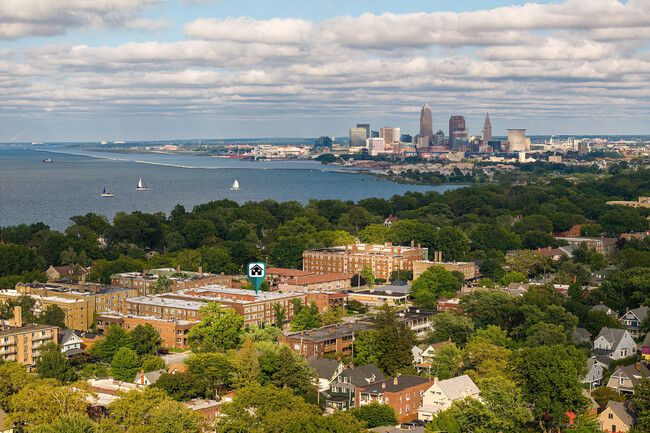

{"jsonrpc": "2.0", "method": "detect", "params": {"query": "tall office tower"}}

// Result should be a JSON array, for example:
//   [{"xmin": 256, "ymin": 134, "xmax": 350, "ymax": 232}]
[
  {"xmin": 366, "ymin": 137, "xmax": 385, "ymax": 155},
  {"xmin": 357, "ymin": 124, "xmax": 370, "ymax": 138},
  {"xmin": 420, "ymin": 103, "xmax": 433, "ymax": 140},
  {"xmin": 349, "ymin": 127, "xmax": 367, "ymax": 147},
  {"xmin": 433, "ymin": 130, "xmax": 445, "ymax": 146},
  {"xmin": 400, "ymin": 134, "xmax": 412, "ymax": 143},
  {"xmin": 380, "ymin": 127, "xmax": 400, "ymax": 146},
  {"xmin": 449, "ymin": 116, "xmax": 468, "ymax": 149},
  {"xmin": 482, "ymin": 112, "xmax": 492, "ymax": 142},
  {"xmin": 507, "ymin": 129, "xmax": 530, "ymax": 152},
  {"xmin": 371, "ymin": 131, "xmax": 379, "ymax": 138},
  {"xmin": 578, "ymin": 140, "xmax": 589, "ymax": 156}
]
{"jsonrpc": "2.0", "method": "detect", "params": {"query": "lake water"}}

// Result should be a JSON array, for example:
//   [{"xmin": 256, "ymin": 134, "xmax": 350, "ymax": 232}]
[{"xmin": 0, "ymin": 145, "xmax": 465, "ymax": 231}]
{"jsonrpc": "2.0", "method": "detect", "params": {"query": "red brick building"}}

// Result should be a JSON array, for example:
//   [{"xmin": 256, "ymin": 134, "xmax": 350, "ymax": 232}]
[{"xmin": 356, "ymin": 375, "xmax": 433, "ymax": 423}]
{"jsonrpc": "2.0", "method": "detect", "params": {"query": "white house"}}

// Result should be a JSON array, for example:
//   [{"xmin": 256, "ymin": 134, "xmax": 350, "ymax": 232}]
[
  {"xmin": 134, "ymin": 369, "xmax": 166, "ymax": 386},
  {"xmin": 58, "ymin": 329, "xmax": 85, "ymax": 357},
  {"xmin": 308, "ymin": 358, "xmax": 344, "ymax": 392},
  {"xmin": 418, "ymin": 375, "xmax": 480, "ymax": 421},
  {"xmin": 592, "ymin": 327, "xmax": 636, "ymax": 368}
]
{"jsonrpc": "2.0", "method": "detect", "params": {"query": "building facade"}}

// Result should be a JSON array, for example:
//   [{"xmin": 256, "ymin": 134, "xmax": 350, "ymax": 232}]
[
  {"xmin": 419, "ymin": 103, "xmax": 433, "ymax": 143},
  {"xmin": 279, "ymin": 322, "xmax": 372, "ymax": 358},
  {"xmin": 303, "ymin": 243, "xmax": 428, "ymax": 281},
  {"xmin": 412, "ymin": 260, "xmax": 475, "ymax": 280},
  {"xmin": 356, "ymin": 375, "xmax": 433, "ymax": 423}
]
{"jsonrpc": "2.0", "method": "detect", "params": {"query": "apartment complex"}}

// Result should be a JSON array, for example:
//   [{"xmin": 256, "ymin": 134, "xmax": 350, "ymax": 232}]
[
  {"xmin": 0, "ymin": 281, "xmax": 140, "ymax": 331},
  {"xmin": 122, "ymin": 286, "xmax": 308, "ymax": 327},
  {"xmin": 279, "ymin": 322, "xmax": 372, "ymax": 358},
  {"xmin": 278, "ymin": 273, "xmax": 352, "ymax": 292},
  {"xmin": 96, "ymin": 314, "xmax": 197, "ymax": 349},
  {"xmin": 413, "ymin": 259, "xmax": 476, "ymax": 281},
  {"xmin": 606, "ymin": 197, "xmax": 650, "ymax": 208},
  {"xmin": 303, "ymin": 242, "xmax": 428, "ymax": 281},
  {"xmin": 111, "ymin": 267, "xmax": 232, "ymax": 295},
  {"xmin": 0, "ymin": 307, "xmax": 58, "ymax": 365}
]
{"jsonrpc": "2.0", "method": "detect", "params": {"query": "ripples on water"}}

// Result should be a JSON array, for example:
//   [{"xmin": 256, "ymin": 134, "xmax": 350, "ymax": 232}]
[{"xmin": 0, "ymin": 146, "xmax": 465, "ymax": 231}]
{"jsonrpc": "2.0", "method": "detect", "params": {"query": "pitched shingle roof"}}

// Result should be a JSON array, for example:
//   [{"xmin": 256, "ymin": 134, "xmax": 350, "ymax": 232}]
[
  {"xmin": 629, "ymin": 306, "xmax": 649, "ymax": 321},
  {"xmin": 596, "ymin": 327, "xmax": 628, "ymax": 345},
  {"xmin": 346, "ymin": 364, "xmax": 385, "ymax": 387},
  {"xmin": 308, "ymin": 358, "xmax": 341, "ymax": 380},
  {"xmin": 435, "ymin": 375, "xmax": 480, "ymax": 401},
  {"xmin": 358, "ymin": 375, "xmax": 431, "ymax": 394},
  {"xmin": 606, "ymin": 400, "xmax": 635, "ymax": 427}
]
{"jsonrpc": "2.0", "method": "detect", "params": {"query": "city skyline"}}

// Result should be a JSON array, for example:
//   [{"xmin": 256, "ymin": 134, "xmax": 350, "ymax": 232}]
[{"xmin": 1, "ymin": 0, "xmax": 650, "ymax": 142}]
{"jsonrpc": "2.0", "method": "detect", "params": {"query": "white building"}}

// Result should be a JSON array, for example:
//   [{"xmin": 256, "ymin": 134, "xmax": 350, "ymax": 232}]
[{"xmin": 418, "ymin": 375, "xmax": 480, "ymax": 421}]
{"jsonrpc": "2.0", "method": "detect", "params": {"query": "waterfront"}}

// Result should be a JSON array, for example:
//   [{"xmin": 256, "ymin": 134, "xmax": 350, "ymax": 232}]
[{"xmin": 0, "ymin": 146, "xmax": 465, "ymax": 231}]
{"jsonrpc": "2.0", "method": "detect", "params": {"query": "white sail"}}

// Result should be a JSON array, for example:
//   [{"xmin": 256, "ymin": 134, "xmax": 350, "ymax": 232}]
[
  {"xmin": 230, "ymin": 180, "xmax": 240, "ymax": 190},
  {"xmin": 136, "ymin": 178, "xmax": 148, "ymax": 190}
]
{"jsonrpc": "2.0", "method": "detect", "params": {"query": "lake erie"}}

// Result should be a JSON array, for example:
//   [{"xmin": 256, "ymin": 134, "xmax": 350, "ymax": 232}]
[{"xmin": 0, "ymin": 145, "xmax": 465, "ymax": 231}]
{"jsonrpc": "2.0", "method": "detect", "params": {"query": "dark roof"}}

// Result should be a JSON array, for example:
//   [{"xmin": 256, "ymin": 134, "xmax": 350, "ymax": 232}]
[
  {"xmin": 357, "ymin": 375, "xmax": 431, "ymax": 394},
  {"xmin": 64, "ymin": 348, "xmax": 86, "ymax": 357},
  {"xmin": 606, "ymin": 400, "xmax": 636, "ymax": 427},
  {"xmin": 284, "ymin": 323, "xmax": 372, "ymax": 343},
  {"xmin": 390, "ymin": 279, "xmax": 408, "ymax": 286},
  {"xmin": 308, "ymin": 358, "xmax": 341, "ymax": 379},
  {"xmin": 643, "ymin": 332, "xmax": 650, "ymax": 348},
  {"xmin": 345, "ymin": 364, "xmax": 386, "ymax": 387},
  {"xmin": 613, "ymin": 364, "xmax": 650, "ymax": 388}
]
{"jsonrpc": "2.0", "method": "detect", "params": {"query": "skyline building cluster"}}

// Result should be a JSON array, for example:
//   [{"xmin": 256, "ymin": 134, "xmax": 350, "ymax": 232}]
[{"xmin": 348, "ymin": 103, "xmax": 531, "ymax": 155}]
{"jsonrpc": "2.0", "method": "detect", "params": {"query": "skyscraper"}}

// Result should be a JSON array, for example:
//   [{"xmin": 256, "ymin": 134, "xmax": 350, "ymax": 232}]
[
  {"xmin": 380, "ymin": 127, "xmax": 400, "ymax": 146},
  {"xmin": 419, "ymin": 103, "xmax": 433, "ymax": 140},
  {"xmin": 357, "ymin": 124, "xmax": 370, "ymax": 139},
  {"xmin": 482, "ymin": 112, "xmax": 492, "ymax": 142},
  {"xmin": 449, "ymin": 116, "xmax": 468, "ymax": 150},
  {"xmin": 349, "ymin": 127, "xmax": 367, "ymax": 147},
  {"xmin": 507, "ymin": 129, "xmax": 530, "ymax": 152}
]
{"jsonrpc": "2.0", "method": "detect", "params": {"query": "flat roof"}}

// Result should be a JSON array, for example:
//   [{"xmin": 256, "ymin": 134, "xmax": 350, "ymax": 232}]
[
  {"xmin": 283, "ymin": 322, "xmax": 372, "ymax": 342},
  {"xmin": 283, "ymin": 273, "xmax": 351, "ymax": 285},
  {"xmin": 126, "ymin": 295, "xmax": 206, "ymax": 310},
  {"xmin": 97, "ymin": 313, "xmax": 200, "ymax": 325},
  {"xmin": 177, "ymin": 286, "xmax": 306, "ymax": 303},
  {"xmin": 0, "ymin": 323, "xmax": 58, "ymax": 338}
]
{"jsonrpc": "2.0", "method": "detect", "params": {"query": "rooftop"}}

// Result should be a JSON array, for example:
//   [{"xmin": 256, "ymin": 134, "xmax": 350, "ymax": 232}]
[
  {"xmin": 284, "ymin": 322, "xmax": 372, "ymax": 342},
  {"xmin": 358, "ymin": 375, "xmax": 431, "ymax": 394},
  {"xmin": 283, "ymin": 273, "xmax": 351, "ymax": 285},
  {"xmin": 0, "ymin": 323, "xmax": 58, "ymax": 338}
]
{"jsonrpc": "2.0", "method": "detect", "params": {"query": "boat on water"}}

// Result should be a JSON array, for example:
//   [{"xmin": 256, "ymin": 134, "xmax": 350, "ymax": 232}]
[
  {"xmin": 230, "ymin": 180, "xmax": 240, "ymax": 191},
  {"xmin": 136, "ymin": 178, "xmax": 148, "ymax": 191},
  {"xmin": 100, "ymin": 187, "xmax": 114, "ymax": 198},
  {"xmin": 43, "ymin": 158, "xmax": 53, "ymax": 163}
]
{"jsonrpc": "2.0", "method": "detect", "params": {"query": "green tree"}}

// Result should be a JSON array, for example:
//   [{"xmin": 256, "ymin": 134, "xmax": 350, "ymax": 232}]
[
  {"xmin": 526, "ymin": 322, "xmax": 567, "ymax": 347},
  {"xmin": 186, "ymin": 352, "xmax": 233, "ymax": 394},
  {"xmin": 372, "ymin": 305, "xmax": 416, "ymax": 375},
  {"xmin": 290, "ymin": 302, "xmax": 321, "ymax": 331},
  {"xmin": 463, "ymin": 337, "xmax": 511, "ymax": 380},
  {"xmin": 352, "ymin": 330, "xmax": 380, "ymax": 367},
  {"xmin": 187, "ymin": 303, "xmax": 244, "ymax": 353},
  {"xmin": 35, "ymin": 342, "xmax": 77, "ymax": 383},
  {"xmin": 89, "ymin": 324, "xmax": 134, "ymax": 362},
  {"xmin": 131, "ymin": 323, "xmax": 162, "ymax": 356},
  {"xmin": 153, "ymin": 372, "xmax": 207, "ymax": 401},
  {"xmin": 360, "ymin": 266, "xmax": 375, "ymax": 286},
  {"xmin": 285, "ymin": 411, "xmax": 369, "ymax": 433},
  {"xmin": 152, "ymin": 274, "xmax": 173, "ymax": 294},
  {"xmin": 499, "ymin": 271, "xmax": 528, "ymax": 286},
  {"xmin": 631, "ymin": 375, "xmax": 650, "ymax": 432},
  {"xmin": 37, "ymin": 304, "xmax": 66, "ymax": 328},
  {"xmin": 150, "ymin": 400, "xmax": 201, "ymax": 433},
  {"xmin": 436, "ymin": 226, "xmax": 470, "ymax": 261},
  {"xmin": 427, "ymin": 311, "xmax": 475, "ymax": 345},
  {"xmin": 272, "ymin": 345, "xmax": 315, "ymax": 395},
  {"xmin": 410, "ymin": 266, "xmax": 461, "ymax": 309},
  {"xmin": 512, "ymin": 345, "xmax": 587, "ymax": 430},
  {"xmin": 111, "ymin": 347, "xmax": 142, "ymax": 382},
  {"xmin": 31, "ymin": 413, "xmax": 99, "ymax": 433},
  {"xmin": 141, "ymin": 354, "xmax": 165, "ymax": 372},
  {"xmin": 430, "ymin": 342, "xmax": 463, "ymax": 379},
  {"xmin": 389, "ymin": 269, "xmax": 413, "ymax": 282},
  {"xmin": 470, "ymin": 224, "xmax": 521, "ymax": 253},
  {"xmin": 348, "ymin": 402, "xmax": 397, "ymax": 428},
  {"xmin": 591, "ymin": 386, "xmax": 625, "ymax": 406},
  {"xmin": 231, "ymin": 338, "xmax": 261, "ymax": 388},
  {"xmin": 272, "ymin": 303, "xmax": 286, "ymax": 328},
  {"xmin": 0, "ymin": 362, "xmax": 38, "ymax": 411},
  {"xmin": 100, "ymin": 387, "xmax": 170, "ymax": 432}
]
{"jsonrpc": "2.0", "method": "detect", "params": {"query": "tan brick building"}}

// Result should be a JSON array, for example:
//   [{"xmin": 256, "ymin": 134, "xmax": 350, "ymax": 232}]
[
  {"xmin": 413, "ymin": 260, "xmax": 476, "ymax": 281},
  {"xmin": 111, "ymin": 267, "xmax": 233, "ymax": 295},
  {"xmin": 95, "ymin": 314, "xmax": 197, "ymax": 350},
  {"xmin": 303, "ymin": 243, "xmax": 427, "ymax": 281},
  {"xmin": 0, "ymin": 307, "xmax": 58, "ymax": 366}
]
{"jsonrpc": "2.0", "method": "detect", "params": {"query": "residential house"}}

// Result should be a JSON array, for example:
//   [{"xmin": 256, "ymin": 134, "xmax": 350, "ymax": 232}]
[
  {"xmin": 279, "ymin": 323, "xmax": 373, "ymax": 358},
  {"xmin": 383, "ymin": 216, "xmax": 399, "ymax": 227},
  {"xmin": 592, "ymin": 327, "xmax": 636, "ymax": 368},
  {"xmin": 437, "ymin": 295, "xmax": 462, "ymax": 312},
  {"xmin": 642, "ymin": 333, "xmax": 650, "ymax": 362},
  {"xmin": 58, "ymin": 329, "xmax": 85, "ymax": 357},
  {"xmin": 581, "ymin": 357, "xmax": 604, "ymax": 390},
  {"xmin": 599, "ymin": 400, "xmax": 636, "ymax": 432},
  {"xmin": 0, "ymin": 408, "xmax": 14, "ymax": 433},
  {"xmin": 592, "ymin": 303, "xmax": 619, "ymax": 318},
  {"xmin": 396, "ymin": 307, "xmax": 436, "ymax": 338},
  {"xmin": 620, "ymin": 306, "xmax": 649, "ymax": 338},
  {"xmin": 356, "ymin": 375, "xmax": 433, "ymax": 423},
  {"xmin": 168, "ymin": 363, "xmax": 188, "ymax": 375},
  {"xmin": 418, "ymin": 375, "xmax": 480, "ymax": 421},
  {"xmin": 573, "ymin": 327, "xmax": 592, "ymax": 345},
  {"xmin": 323, "ymin": 364, "xmax": 385, "ymax": 410},
  {"xmin": 45, "ymin": 264, "xmax": 91, "ymax": 281},
  {"xmin": 134, "ymin": 369, "xmax": 166, "ymax": 386},
  {"xmin": 185, "ymin": 398, "xmax": 220, "ymax": 422},
  {"xmin": 412, "ymin": 340, "xmax": 452, "ymax": 374},
  {"xmin": 308, "ymin": 358, "xmax": 344, "ymax": 392},
  {"xmin": 607, "ymin": 363, "xmax": 650, "ymax": 394}
]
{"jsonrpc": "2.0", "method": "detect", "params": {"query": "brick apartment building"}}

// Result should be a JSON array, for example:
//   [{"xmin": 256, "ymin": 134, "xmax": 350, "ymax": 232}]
[
  {"xmin": 278, "ymin": 273, "xmax": 352, "ymax": 292},
  {"xmin": 0, "ymin": 306, "xmax": 58, "ymax": 366},
  {"xmin": 356, "ymin": 375, "xmax": 433, "ymax": 423},
  {"xmin": 303, "ymin": 242, "xmax": 428, "ymax": 281},
  {"xmin": 96, "ymin": 314, "xmax": 197, "ymax": 349},
  {"xmin": 413, "ymin": 258, "xmax": 476, "ymax": 281},
  {"xmin": 279, "ymin": 322, "xmax": 372, "ymax": 358},
  {"xmin": 111, "ymin": 267, "xmax": 233, "ymax": 295}
]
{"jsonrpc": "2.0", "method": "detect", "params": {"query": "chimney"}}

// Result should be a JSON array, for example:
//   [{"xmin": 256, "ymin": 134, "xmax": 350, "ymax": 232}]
[
  {"xmin": 198, "ymin": 266, "xmax": 203, "ymax": 274},
  {"xmin": 433, "ymin": 377, "xmax": 439, "ymax": 385},
  {"xmin": 381, "ymin": 382, "xmax": 386, "ymax": 389},
  {"xmin": 411, "ymin": 240, "xmax": 415, "ymax": 248},
  {"xmin": 140, "ymin": 370, "xmax": 145, "ymax": 385},
  {"xmin": 11, "ymin": 306, "xmax": 22, "ymax": 327},
  {"xmin": 547, "ymin": 246, "xmax": 552, "ymax": 251},
  {"xmin": 386, "ymin": 242, "xmax": 392, "ymax": 247},
  {"xmin": 637, "ymin": 362, "xmax": 642, "ymax": 372},
  {"xmin": 573, "ymin": 275, "xmax": 577, "ymax": 283},
  {"xmin": 393, "ymin": 377, "xmax": 398, "ymax": 385},
  {"xmin": 177, "ymin": 265, "xmax": 181, "ymax": 272},
  {"xmin": 600, "ymin": 301, "xmax": 603, "ymax": 305}
]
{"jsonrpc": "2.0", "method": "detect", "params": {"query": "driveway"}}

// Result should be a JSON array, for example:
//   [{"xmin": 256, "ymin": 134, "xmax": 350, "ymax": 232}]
[{"xmin": 161, "ymin": 350, "xmax": 192, "ymax": 366}]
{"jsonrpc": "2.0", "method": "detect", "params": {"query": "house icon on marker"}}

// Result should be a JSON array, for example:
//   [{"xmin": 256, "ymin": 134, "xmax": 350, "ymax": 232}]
[{"xmin": 249, "ymin": 264, "xmax": 264, "ymax": 276}]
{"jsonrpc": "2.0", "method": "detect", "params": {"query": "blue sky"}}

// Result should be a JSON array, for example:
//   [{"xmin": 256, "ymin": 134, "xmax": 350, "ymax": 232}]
[{"xmin": 1, "ymin": 0, "xmax": 649, "ymax": 141}]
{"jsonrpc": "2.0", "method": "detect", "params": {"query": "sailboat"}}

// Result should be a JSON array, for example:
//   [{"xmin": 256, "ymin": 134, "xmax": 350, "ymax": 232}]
[
  {"xmin": 101, "ymin": 187, "xmax": 114, "ymax": 198},
  {"xmin": 230, "ymin": 180, "xmax": 240, "ymax": 191},
  {"xmin": 136, "ymin": 178, "xmax": 148, "ymax": 191},
  {"xmin": 43, "ymin": 158, "xmax": 53, "ymax": 163}
]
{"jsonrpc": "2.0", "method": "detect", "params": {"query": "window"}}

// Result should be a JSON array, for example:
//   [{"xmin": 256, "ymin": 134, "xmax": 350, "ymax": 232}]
[{"xmin": 608, "ymin": 414, "xmax": 613, "ymax": 419}]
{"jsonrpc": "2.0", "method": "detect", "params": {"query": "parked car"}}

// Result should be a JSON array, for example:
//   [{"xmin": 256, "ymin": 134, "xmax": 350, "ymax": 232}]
[{"xmin": 155, "ymin": 349, "xmax": 169, "ymax": 355}]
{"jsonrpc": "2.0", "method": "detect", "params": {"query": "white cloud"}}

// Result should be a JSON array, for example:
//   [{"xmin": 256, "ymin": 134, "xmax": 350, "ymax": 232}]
[
  {"xmin": 0, "ymin": 0, "xmax": 163, "ymax": 39},
  {"xmin": 185, "ymin": 17, "xmax": 315, "ymax": 44}
]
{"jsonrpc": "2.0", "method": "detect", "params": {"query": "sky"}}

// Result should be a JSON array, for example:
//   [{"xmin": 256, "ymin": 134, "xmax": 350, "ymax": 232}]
[{"xmin": 1, "ymin": 0, "xmax": 650, "ymax": 142}]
